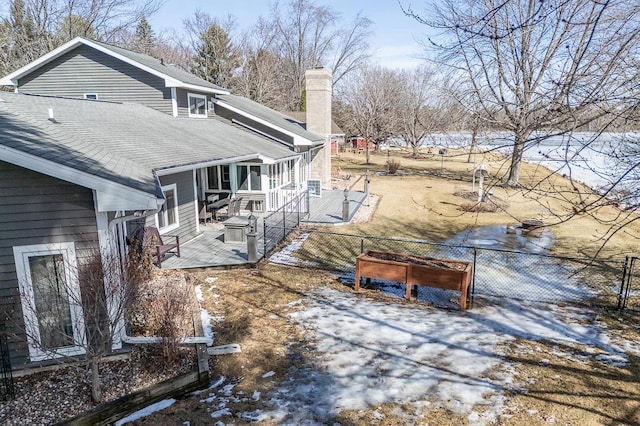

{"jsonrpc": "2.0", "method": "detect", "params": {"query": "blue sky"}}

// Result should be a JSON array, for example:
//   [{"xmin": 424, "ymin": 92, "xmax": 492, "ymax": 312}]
[{"xmin": 149, "ymin": 0, "xmax": 430, "ymax": 69}]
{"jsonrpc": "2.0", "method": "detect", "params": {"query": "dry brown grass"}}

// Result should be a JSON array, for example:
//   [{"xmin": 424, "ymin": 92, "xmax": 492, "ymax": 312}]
[
  {"xmin": 336, "ymin": 149, "xmax": 640, "ymax": 259},
  {"xmin": 133, "ymin": 264, "xmax": 640, "ymax": 425}
]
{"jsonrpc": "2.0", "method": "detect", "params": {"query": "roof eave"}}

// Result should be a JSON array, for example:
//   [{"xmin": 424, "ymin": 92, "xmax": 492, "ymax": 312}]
[
  {"xmin": 0, "ymin": 144, "xmax": 159, "ymax": 211},
  {"xmin": 168, "ymin": 82, "xmax": 230, "ymax": 95},
  {"xmin": 214, "ymin": 98, "xmax": 319, "ymax": 146}
]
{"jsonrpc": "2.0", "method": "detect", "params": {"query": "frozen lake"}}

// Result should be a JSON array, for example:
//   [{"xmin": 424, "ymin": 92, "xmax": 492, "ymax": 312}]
[{"xmin": 419, "ymin": 132, "xmax": 639, "ymax": 201}]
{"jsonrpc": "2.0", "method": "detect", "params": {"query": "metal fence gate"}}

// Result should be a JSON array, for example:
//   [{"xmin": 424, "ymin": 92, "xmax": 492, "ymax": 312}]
[{"xmin": 618, "ymin": 256, "xmax": 640, "ymax": 314}]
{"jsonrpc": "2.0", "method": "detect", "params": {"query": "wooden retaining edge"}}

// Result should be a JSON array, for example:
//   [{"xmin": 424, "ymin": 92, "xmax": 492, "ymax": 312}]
[{"xmin": 57, "ymin": 369, "xmax": 210, "ymax": 426}]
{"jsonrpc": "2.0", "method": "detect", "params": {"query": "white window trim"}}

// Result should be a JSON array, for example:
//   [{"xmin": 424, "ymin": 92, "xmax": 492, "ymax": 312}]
[
  {"xmin": 83, "ymin": 93, "xmax": 98, "ymax": 100},
  {"xmin": 13, "ymin": 242, "xmax": 87, "ymax": 361},
  {"xmin": 187, "ymin": 92, "xmax": 208, "ymax": 118},
  {"xmin": 236, "ymin": 163, "xmax": 263, "ymax": 192},
  {"xmin": 156, "ymin": 183, "xmax": 180, "ymax": 234}
]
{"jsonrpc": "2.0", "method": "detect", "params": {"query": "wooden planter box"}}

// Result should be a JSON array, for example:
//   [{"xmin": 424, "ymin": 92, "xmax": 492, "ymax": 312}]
[{"xmin": 354, "ymin": 250, "xmax": 473, "ymax": 310}]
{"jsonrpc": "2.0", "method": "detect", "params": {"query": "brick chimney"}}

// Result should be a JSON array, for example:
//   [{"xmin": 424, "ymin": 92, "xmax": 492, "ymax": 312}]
[{"xmin": 305, "ymin": 68, "xmax": 332, "ymax": 188}]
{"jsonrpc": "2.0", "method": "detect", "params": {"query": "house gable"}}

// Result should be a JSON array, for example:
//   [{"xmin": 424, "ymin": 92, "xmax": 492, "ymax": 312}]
[{"xmin": 17, "ymin": 44, "xmax": 174, "ymax": 115}]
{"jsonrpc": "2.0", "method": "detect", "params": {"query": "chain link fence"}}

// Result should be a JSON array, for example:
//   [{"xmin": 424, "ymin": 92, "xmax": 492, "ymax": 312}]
[{"xmin": 266, "ymin": 227, "xmax": 625, "ymax": 311}]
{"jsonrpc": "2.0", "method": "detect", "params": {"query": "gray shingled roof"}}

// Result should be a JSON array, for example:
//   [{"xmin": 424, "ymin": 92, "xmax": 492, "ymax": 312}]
[
  {"xmin": 283, "ymin": 111, "xmax": 345, "ymax": 135},
  {"xmin": 215, "ymin": 94, "xmax": 325, "ymax": 145},
  {"xmin": 0, "ymin": 93, "xmax": 297, "ymax": 196},
  {"xmin": 85, "ymin": 38, "xmax": 229, "ymax": 93}
]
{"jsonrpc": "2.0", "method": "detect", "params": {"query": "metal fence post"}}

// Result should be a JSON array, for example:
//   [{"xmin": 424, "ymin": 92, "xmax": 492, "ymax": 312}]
[
  {"xmin": 618, "ymin": 256, "xmax": 629, "ymax": 310},
  {"xmin": 472, "ymin": 248, "xmax": 477, "ymax": 303},
  {"xmin": 360, "ymin": 238, "xmax": 364, "ymax": 254},
  {"xmin": 282, "ymin": 208, "xmax": 286, "ymax": 241}
]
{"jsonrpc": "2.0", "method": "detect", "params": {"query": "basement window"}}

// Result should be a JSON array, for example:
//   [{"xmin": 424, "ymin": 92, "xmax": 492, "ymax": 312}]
[{"xmin": 83, "ymin": 93, "xmax": 98, "ymax": 100}]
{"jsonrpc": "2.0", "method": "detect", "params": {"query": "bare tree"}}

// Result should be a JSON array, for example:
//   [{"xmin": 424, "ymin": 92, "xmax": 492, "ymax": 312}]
[
  {"xmin": 396, "ymin": 66, "xmax": 452, "ymax": 156},
  {"xmin": 268, "ymin": 0, "xmax": 372, "ymax": 110},
  {"xmin": 404, "ymin": 0, "xmax": 640, "ymax": 186},
  {"xmin": 233, "ymin": 19, "xmax": 288, "ymax": 108},
  {"xmin": 338, "ymin": 65, "xmax": 403, "ymax": 163},
  {"xmin": 12, "ymin": 244, "xmax": 152, "ymax": 403}
]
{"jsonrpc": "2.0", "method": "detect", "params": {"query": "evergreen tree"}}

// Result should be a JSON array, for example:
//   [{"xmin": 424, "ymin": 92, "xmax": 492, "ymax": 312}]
[
  {"xmin": 134, "ymin": 15, "xmax": 155, "ymax": 55},
  {"xmin": 191, "ymin": 23, "xmax": 239, "ymax": 88}
]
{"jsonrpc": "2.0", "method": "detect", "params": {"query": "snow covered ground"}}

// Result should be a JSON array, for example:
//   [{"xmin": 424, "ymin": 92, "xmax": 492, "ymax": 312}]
[{"xmin": 120, "ymin": 285, "xmax": 638, "ymax": 425}]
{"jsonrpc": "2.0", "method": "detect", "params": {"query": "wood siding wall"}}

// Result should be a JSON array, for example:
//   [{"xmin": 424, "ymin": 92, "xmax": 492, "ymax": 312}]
[
  {"xmin": 142, "ymin": 171, "xmax": 198, "ymax": 242},
  {"xmin": 18, "ymin": 45, "xmax": 173, "ymax": 115},
  {"xmin": 0, "ymin": 162, "xmax": 99, "ymax": 368}
]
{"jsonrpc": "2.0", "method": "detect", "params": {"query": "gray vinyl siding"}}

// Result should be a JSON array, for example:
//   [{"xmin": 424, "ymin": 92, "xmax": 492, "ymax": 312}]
[
  {"xmin": 214, "ymin": 104, "xmax": 295, "ymax": 145},
  {"xmin": 144, "ymin": 170, "xmax": 198, "ymax": 242},
  {"xmin": 18, "ymin": 45, "xmax": 173, "ymax": 115},
  {"xmin": 0, "ymin": 161, "xmax": 99, "ymax": 368}
]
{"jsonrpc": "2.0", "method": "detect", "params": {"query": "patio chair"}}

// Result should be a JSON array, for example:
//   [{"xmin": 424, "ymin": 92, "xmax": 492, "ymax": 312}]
[
  {"xmin": 199, "ymin": 201, "xmax": 213, "ymax": 224},
  {"xmin": 215, "ymin": 197, "xmax": 237, "ymax": 221}
]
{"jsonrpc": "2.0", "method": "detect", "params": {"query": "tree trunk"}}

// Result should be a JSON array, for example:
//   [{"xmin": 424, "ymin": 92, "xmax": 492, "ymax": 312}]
[
  {"xmin": 467, "ymin": 128, "xmax": 478, "ymax": 163},
  {"xmin": 365, "ymin": 143, "xmax": 371, "ymax": 164},
  {"xmin": 412, "ymin": 143, "xmax": 419, "ymax": 157},
  {"xmin": 90, "ymin": 358, "xmax": 102, "ymax": 403},
  {"xmin": 507, "ymin": 134, "xmax": 526, "ymax": 186}
]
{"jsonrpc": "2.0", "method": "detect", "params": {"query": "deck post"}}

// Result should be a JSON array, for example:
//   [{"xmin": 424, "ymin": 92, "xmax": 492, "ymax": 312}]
[{"xmin": 342, "ymin": 188, "xmax": 349, "ymax": 221}]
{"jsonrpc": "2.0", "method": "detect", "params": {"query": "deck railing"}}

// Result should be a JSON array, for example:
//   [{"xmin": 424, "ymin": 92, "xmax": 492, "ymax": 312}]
[{"xmin": 262, "ymin": 191, "xmax": 309, "ymax": 255}]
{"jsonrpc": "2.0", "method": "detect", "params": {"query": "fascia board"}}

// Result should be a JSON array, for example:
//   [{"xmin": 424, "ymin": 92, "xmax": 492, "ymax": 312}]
[
  {"xmin": 154, "ymin": 154, "xmax": 283, "ymax": 176},
  {"xmin": 169, "ymin": 82, "xmax": 231, "ymax": 95},
  {"xmin": 0, "ymin": 145, "xmax": 159, "ymax": 211},
  {"xmin": 0, "ymin": 38, "xmax": 85, "ymax": 86},
  {"xmin": 214, "ymin": 99, "xmax": 315, "ymax": 146}
]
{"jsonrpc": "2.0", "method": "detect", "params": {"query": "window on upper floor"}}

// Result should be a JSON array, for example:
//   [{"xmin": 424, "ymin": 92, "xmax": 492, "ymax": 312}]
[
  {"xmin": 188, "ymin": 93, "xmax": 207, "ymax": 117},
  {"xmin": 157, "ymin": 183, "xmax": 179, "ymax": 233}
]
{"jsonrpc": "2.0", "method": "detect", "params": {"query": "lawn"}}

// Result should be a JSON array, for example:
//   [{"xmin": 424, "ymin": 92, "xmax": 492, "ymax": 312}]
[
  {"xmin": 334, "ymin": 148, "xmax": 640, "ymax": 259},
  {"xmin": 121, "ymin": 147, "xmax": 640, "ymax": 425}
]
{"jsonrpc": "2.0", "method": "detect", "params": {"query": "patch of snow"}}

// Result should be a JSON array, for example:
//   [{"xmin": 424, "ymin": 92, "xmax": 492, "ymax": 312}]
[
  {"xmin": 262, "ymin": 371, "xmax": 275, "ymax": 378},
  {"xmin": 269, "ymin": 233, "xmax": 320, "ymax": 267},
  {"xmin": 252, "ymin": 391, "xmax": 261, "ymax": 401},
  {"xmin": 210, "ymin": 408, "xmax": 231, "ymax": 418},
  {"xmin": 114, "ymin": 398, "xmax": 176, "ymax": 425},
  {"xmin": 205, "ymin": 277, "xmax": 217, "ymax": 284},
  {"xmin": 238, "ymin": 410, "xmax": 268, "ymax": 421},
  {"xmin": 251, "ymin": 287, "xmax": 635, "ymax": 424}
]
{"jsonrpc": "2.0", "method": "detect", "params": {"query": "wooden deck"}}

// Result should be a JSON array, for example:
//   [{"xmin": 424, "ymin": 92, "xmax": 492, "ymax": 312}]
[
  {"xmin": 160, "ymin": 189, "xmax": 367, "ymax": 269},
  {"xmin": 302, "ymin": 189, "xmax": 368, "ymax": 225},
  {"xmin": 160, "ymin": 221, "xmax": 264, "ymax": 270}
]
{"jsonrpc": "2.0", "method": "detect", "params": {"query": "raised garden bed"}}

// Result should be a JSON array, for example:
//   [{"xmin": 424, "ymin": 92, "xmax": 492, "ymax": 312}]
[{"xmin": 354, "ymin": 250, "xmax": 473, "ymax": 310}]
